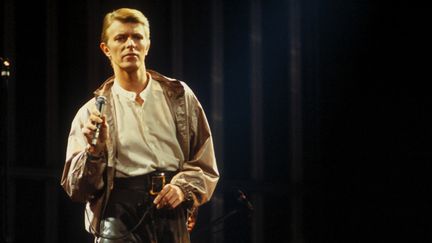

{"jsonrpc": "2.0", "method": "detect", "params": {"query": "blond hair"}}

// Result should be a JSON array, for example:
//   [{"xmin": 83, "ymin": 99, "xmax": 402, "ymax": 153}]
[{"xmin": 100, "ymin": 8, "xmax": 150, "ymax": 43}]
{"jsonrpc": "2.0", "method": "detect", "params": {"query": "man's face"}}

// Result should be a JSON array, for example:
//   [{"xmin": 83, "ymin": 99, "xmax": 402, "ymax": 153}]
[{"xmin": 100, "ymin": 20, "xmax": 150, "ymax": 73}]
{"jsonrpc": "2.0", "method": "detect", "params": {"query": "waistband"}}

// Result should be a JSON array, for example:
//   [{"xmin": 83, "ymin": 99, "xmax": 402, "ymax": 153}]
[{"xmin": 113, "ymin": 170, "xmax": 178, "ymax": 190}]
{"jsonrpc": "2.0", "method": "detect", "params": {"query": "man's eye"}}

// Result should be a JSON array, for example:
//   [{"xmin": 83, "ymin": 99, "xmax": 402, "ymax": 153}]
[
  {"xmin": 115, "ymin": 36, "xmax": 126, "ymax": 41},
  {"xmin": 132, "ymin": 35, "xmax": 143, "ymax": 40}
]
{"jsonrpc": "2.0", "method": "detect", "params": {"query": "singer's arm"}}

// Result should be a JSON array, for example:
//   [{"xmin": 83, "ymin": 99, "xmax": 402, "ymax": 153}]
[{"xmin": 61, "ymin": 104, "xmax": 107, "ymax": 203}]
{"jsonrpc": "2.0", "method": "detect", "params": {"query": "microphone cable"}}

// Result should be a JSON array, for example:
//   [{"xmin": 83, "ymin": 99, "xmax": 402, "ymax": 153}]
[{"xmin": 85, "ymin": 200, "xmax": 156, "ymax": 241}]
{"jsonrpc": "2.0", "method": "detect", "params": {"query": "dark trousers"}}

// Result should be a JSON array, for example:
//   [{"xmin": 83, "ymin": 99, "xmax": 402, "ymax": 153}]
[{"xmin": 96, "ymin": 174, "xmax": 190, "ymax": 243}]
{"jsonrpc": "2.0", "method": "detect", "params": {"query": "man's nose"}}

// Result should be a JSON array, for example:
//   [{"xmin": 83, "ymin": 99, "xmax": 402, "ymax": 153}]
[{"xmin": 126, "ymin": 37, "xmax": 136, "ymax": 47}]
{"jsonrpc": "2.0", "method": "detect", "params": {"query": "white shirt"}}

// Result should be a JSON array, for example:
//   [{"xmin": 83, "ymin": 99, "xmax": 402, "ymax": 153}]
[{"xmin": 111, "ymin": 75, "xmax": 184, "ymax": 176}]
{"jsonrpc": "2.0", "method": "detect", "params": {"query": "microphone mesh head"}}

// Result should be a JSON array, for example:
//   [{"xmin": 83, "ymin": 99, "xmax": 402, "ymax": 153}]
[
  {"xmin": 95, "ymin": 96, "xmax": 107, "ymax": 112},
  {"xmin": 96, "ymin": 95, "xmax": 107, "ymax": 104}
]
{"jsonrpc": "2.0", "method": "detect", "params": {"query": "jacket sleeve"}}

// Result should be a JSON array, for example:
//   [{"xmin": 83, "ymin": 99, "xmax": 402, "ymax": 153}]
[
  {"xmin": 60, "ymin": 103, "xmax": 107, "ymax": 203},
  {"xmin": 171, "ymin": 86, "xmax": 220, "ymax": 206}
]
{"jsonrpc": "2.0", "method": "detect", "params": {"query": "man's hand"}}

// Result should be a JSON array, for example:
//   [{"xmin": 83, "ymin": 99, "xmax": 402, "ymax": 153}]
[
  {"xmin": 82, "ymin": 111, "xmax": 108, "ymax": 155},
  {"xmin": 153, "ymin": 184, "xmax": 185, "ymax": 209}
]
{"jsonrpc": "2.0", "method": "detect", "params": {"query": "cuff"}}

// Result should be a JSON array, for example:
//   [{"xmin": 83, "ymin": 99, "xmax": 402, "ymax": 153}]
[{"xmin": 177, "ymin": 184, "xmax": 196, "ymax": 207}]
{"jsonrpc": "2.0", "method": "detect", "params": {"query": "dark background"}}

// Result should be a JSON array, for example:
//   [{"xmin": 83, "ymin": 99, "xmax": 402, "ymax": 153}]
[{"xmin": 1, "ymin": 0, "xmax": 431, "ymax": 242}]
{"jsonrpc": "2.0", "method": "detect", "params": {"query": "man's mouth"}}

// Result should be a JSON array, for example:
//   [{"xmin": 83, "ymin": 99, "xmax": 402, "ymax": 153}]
[{"xmin": 123, "ymin": 53, "xmax": 138, "ymax": 58}]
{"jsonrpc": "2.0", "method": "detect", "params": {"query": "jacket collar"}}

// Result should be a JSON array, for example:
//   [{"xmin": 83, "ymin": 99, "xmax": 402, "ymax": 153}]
[{"xmin": 93, "ymin": 69, "xmax": 185, "ymax": 98}]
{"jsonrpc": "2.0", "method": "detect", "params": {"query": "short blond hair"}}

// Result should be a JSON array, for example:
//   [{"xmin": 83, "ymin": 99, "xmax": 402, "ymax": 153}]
[{"xmin": 100, "ymin": 8, "xmax": 150, "ymax": 43}]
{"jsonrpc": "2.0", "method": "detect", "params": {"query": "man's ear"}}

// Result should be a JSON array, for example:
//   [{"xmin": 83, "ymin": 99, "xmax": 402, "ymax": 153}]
[{"xmin": 100, "ymin": 42, "xmax": 111, "ymax": 59}]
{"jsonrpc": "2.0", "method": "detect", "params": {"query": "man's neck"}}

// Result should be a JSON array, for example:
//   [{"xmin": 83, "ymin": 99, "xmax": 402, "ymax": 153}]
[{"xmin": 115, "ymin": 67, "xmax": 148, "ymax": 94}]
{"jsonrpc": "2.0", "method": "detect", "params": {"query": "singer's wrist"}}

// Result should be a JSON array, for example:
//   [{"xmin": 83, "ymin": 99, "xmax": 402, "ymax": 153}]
[
  {"xmin": 87, "ymin": 152, "xmax": 102, "ymax": 161},
  {"xmin": 86, "ymin": 145, "xmax": 104, "ymax": 161}
]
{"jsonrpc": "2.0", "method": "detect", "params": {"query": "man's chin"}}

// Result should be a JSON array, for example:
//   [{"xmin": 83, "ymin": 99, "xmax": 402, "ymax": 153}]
[{"xmin": 121, "ymin": 64, "xmax": 140, "ymax": 73}]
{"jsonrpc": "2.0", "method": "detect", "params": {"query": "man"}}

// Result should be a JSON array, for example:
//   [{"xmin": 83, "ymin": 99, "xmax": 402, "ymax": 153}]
[{"xmin": 61, "ymin": 8, "xmax": 219, "ymax": 243}]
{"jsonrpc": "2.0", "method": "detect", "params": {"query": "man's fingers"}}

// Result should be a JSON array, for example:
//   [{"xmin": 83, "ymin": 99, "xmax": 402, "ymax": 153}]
[
  {"xmin": 153, "ymin": 185, "xmax": 170, "ymax": 205},
  {"xmin": 164, "ymin": 188, "xmax": 176, "ymax": 202},
  {"xmin": 168, "ymin": 197, "xmax": 181, "ymax": 208},
  {"xmin": 84, "ymin": 114, "xmax": 107, "ymax": 136},
  {"xmin": 82, "ymin": 125, "xmax": 95, "ymax": 139},
  {"xmin": 85, "ymin": 122, "xmax": 97, "ymax": 131},
  {"xmin": 153, "ymin": 184, "xmax": 185, "ymax": 209},
  {"xmin": 81, "ymin": 114, "xmax": 109, "ymax": 151},
  {"xmin": 89, "ymin": 113, "xmax": 103, "ymax": 124}
]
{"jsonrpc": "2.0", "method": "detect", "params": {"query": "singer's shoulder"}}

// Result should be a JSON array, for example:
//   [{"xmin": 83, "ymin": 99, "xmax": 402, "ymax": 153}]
[{"xmin": 148, "ymin": 69, "xmax": 196, "ymax": 98}]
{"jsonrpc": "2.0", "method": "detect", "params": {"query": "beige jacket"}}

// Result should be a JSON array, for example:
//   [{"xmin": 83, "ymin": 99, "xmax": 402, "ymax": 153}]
[{"xmin": 61, "ymin": 70, "xmax": 219, "ymax": 234}]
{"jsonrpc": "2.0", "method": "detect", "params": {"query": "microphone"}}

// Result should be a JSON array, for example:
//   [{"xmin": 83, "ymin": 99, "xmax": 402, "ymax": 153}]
[
  {"xmin": 237, "ymin": 189, "xmax": 254, "ymax": 211},
  {"xmin": 91, "ymin": 96, "xmax": 107, "ymax": 146}
]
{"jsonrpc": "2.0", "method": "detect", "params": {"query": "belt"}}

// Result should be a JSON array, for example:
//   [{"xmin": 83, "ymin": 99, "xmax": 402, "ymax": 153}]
[{"xmin": 114, "ymin": 170, "xmax": 178, "ymax": 195}]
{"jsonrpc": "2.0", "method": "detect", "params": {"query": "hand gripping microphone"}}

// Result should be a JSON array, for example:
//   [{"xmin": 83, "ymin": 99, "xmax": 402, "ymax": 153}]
[{"xmin": 91, "ymin": 96, "xmax": 107, "ymax": 146}]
